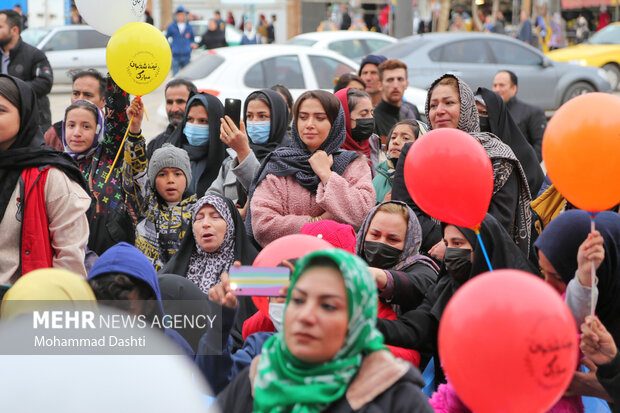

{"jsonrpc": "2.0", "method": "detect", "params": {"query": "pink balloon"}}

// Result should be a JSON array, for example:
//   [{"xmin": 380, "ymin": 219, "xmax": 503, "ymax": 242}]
[{"xmin": 253, "ymin": 234, "xmax": 333, "ymax": 267}]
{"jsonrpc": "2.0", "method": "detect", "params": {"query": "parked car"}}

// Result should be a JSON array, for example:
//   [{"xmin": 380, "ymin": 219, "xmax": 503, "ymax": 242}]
[
  {"xmin": 547, "ymin": 22, "xmax": 620, "ymax": 90},
  {"xmin": 22, "ymin": 25, "xmax": 109, "ymax": 84},
  {"xmin": 189, "ymin": 21, "xmax": 243, "ymax": 46},
  {"xmin": 376, "ymin": 32, "xmax": 611, "ymax": 111},
  {"xmin": 286, "ymin": 30, "xmax": 396, "ymax": 62},
  {"xmin": 175, "ymin": 45, "xmax": 427, "ymax": 110}
]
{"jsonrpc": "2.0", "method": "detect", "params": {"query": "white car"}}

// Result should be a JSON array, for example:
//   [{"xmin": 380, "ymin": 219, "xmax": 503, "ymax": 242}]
[
  {"xmin": 175, "ymin": 45, "xmax": 426, "ymax": 112},
  {"xmin": 286, "ymin": 31, "xmax": 396, "ymax": 62},
  {"xmin": 22, "ymin": 25, "xmax": 109, "ymax": 84}
]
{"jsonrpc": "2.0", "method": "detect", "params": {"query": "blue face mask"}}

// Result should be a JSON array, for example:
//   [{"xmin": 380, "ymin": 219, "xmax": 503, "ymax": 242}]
[
  {"xmin": 246, "ymin": 120, "xmax": 271, "ymax": 144},
  {"xmin": 183, "ymin": 123, "xmax": 210, "ymax": 146}
]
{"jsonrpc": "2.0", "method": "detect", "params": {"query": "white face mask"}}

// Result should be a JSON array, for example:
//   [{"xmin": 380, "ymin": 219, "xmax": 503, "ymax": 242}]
[{"xmin": 268, "ymin": 302, "xmax": 284, "ymax": 332}]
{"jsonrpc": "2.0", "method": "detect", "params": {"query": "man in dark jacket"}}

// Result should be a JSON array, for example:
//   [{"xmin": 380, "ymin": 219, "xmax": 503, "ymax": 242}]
[
  {"xmin": 373, "ymin": 59, "xmax": 420, "ymax": 140},
  {"xmin": 493, "ymin": 70, "xmax": 546, "ymax": 162},
  {"xmin": 146, "ymin": 78, "xmax": 197, "ymax": 159},
  {"xmin": 0, "ymin": 9, "xmax": 53, "ymax": 132}
]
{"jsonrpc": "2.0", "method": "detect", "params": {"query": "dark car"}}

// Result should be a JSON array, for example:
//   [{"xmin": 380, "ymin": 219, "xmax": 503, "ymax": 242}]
[{"xmin": 377, "ymin": 32, "xmax": 612, "ymax": 111}]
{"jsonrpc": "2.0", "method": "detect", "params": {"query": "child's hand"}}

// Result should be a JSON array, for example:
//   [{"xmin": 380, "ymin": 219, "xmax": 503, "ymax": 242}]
[{"xmin": 127, "ymin": 98, "xmax": 144, "ymax": 134}]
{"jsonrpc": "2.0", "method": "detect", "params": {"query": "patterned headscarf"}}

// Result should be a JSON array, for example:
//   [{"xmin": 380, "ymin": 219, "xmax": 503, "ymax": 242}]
[
  {"xmin": 253, "ymin": 249, "xmax": 385, "ymax": 413},
  {"xmin": 62, "ymin": 100, "xmax": 105, "ymax": 161},
  {"xmin": 186, "ymin": 194, "xmax": 236, "ymax": 293},
  {"xmin": 425, "ymin": 74, "xmax": 532, "ymax": 254},
  {"xmin": 356, "ymin": 201, "xmax": 439, "ymax": 273}
]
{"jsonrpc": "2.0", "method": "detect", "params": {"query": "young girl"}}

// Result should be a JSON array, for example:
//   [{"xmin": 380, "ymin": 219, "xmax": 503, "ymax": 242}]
[
  {"xmin": 373, "ymin": 119, "xmax": 420, "ymax": 204},
  {"xmin": 0, "ymin": 75, "xmax": 90, "ymax": 282},
  {"xmin": 62, "ymin": 77, "xmax": 145, "ymax": 256}
]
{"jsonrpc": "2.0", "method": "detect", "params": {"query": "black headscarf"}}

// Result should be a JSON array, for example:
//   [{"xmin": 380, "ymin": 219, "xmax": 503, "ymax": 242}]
[
  {"xmin": 476, "ymin": 87, "xmax": 544, "ymax": 198},
  {"xmin": 0, "ymin": 75, "xmax": 87, "ymax": 223},
  {"xmin": 431, "ymin": 213, "xmax": 539, "ymax": 321},
  {"xmin": 534, "ymin": 210, "xmax": 620, "ymax": 341},
  {"xmin": 390, "ymin": 142, "xmax": 442, "ymax": 254},
  {"xmin": 168, "ymin": 92, "xmax": 227, "ymax": 196},
  {"xmin": 244, "ymin": 89, "xmax": 290, "ymax": 162},
  {"xmin": 158, "ymin": 273, "xmax": 215, "ymax": 352},
  {"xmin": 245, "ymin": 103, "xmax": 359, "ymax": 239}
]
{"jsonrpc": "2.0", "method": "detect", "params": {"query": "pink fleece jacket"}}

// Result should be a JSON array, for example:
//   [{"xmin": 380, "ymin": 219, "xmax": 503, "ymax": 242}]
[{"xmin": 250, "ymin": 157, "xmax": 375, "ymax": 247}]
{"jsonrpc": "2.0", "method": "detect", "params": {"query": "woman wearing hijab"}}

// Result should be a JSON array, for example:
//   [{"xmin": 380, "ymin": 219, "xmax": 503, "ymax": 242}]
[
  {"xmin": 62, "ymin": 76, "xmax": 144, "ymax": 256},
  {"xmin": 1, "ymin": 268, "xmax": 97, "ymax": 318},
  {"xmin": 0, "ymin": 75, "xmax": 90, "ymax": 283},
  {"xmin": 216, "ymin": 248, "xmax": 433, "ymax": 412},
  {"xmin": 248, "ymin": 90, "xmax": 375, "ymax": 247},
  {"xmin": 334, "ymin": 88, "xmax": 382, "ymax": 176},
  {"xmin": 377, "ymin": 214, "xmax": 538, "ymax": 386},
  {"xmin": 475, "ymin": 87, "xmax": 544, "ymax": 198},
  {"xmin": 209, "ymin": 89, "xmax": 289, "ymax": 210},
  {"xmin": 162, "ymin": 193, "xmax": 258, "ymax": 346},
  {"xmin": 426, "ymin": 74, "xmax": 532, "ymax": 256},
  {"xmin": 357, "ymin": 201, "xmax": 439, "ymax": 314},
  {"xmin": 168, "ymin": 92, "xmax": 228, "ymax": 197},
  {"xmin": 535, "ymin": 210, "xmax": 620, "ymax": 341}
]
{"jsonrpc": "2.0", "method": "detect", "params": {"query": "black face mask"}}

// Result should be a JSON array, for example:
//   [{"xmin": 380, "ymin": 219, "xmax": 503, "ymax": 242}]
[
  {"xmin": 363, "ymin": 241, "xmax": 402, "ymax": 269},
  {"xmin": 351, "ymin": 118, "xmax": 375, "ymax": 142},
  {"xmin": 444, "ymin": 247, "xmax": 473, "ymax": 284},
  {"xmin": 479, "ymin": 116, "xmax": 491, "ymax": 133}
]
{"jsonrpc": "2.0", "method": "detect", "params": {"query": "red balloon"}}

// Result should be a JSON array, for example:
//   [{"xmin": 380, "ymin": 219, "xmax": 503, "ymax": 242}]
[
  {"xmin": 439, "ymin": 270, "xmax": 578, "ymax": 413},
  {"xmin": 404, "ymin": 128, "xmax": 493, "ymax": 228}
]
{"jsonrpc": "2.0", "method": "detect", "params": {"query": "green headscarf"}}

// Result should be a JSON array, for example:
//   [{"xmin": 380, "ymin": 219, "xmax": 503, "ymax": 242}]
[{"xmin": 253, "ymin": 248, "xmax": 385, "ymax": 413}]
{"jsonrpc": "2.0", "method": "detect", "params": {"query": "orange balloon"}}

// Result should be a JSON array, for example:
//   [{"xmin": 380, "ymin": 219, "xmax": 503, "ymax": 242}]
[{"xmin": 543, "ymin": 92, "xmax": 620, "ymax": 212}]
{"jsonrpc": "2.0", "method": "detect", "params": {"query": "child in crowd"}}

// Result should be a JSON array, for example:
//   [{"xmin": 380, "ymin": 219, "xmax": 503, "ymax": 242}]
[{"xmin": 125, "ymin": 143, "xmax": 197, "ymax": 271}]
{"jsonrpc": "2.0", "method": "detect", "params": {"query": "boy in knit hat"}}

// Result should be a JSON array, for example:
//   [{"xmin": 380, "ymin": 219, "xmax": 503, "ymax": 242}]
[{"xmin": 126, "ymin": 143, "xmax": 197, "ymax": 271}]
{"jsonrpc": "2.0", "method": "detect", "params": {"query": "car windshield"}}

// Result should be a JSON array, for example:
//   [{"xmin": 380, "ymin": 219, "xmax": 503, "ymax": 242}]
[
  {"xmin": 177, "ymin": 52, "xmax": 225, "ymax": 80},
  {"xmin": 375, "ymin": 36, "xmax": 426, "ymax": 58},
  {"xmin": 22, "ymin": 28, "xmax": 51, "ymax": 47},
  {"xmin": 587, "ymin": 25, "xmax": 620, "ymax": 45},
  {"xmin": 286, "ymin": 38, "xmax": 318, "ymax": 47}
]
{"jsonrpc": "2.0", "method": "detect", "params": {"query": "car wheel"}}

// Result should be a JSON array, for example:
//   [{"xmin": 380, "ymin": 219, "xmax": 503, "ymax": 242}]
[
  {"xmin": 602, "ymin": 63, "xmax": 620, "ymax": 91},
  {"xmin": 562, "ymin": 81, "xmax": 595, "ymax": 104}
]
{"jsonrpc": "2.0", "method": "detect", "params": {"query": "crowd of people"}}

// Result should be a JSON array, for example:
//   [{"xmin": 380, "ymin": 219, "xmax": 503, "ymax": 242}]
[{"xmin": 1, "ymin": 17, "xmax": 620, "ymax": 408}]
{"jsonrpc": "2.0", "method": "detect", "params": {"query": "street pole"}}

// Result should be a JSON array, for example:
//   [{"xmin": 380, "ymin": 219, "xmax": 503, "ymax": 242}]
[{"xmin": 395, "ymin": 0, "xmax": 414, "ymax": 38}]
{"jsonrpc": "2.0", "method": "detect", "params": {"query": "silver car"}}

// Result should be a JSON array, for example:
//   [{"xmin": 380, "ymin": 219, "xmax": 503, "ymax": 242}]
[
  {"xmin": 22, "ymin": 25, "xmax": 109, "ymax": 84},
  {"xmin": 377, "ymin": 32, "xmax": 612, "ymax": 111}
]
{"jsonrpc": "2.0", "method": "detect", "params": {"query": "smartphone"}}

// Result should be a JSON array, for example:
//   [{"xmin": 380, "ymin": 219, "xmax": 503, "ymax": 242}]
[
  {"xmin": 224, "ymin": 98, "xmax": 242, "ymax": 128},
  {"xmin": 228, "ymin": 266, "xmax": 290, "ymax": 297}
]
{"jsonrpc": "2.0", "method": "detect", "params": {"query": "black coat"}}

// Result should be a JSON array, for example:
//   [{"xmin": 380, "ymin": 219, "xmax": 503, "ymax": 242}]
[
  {"xmin": 146, "ymin": 123, "xmax": 176, "ymax": 159},
  {"xmin": 385, "ymin": 262, "xmax": 438, "ymax": 314},
  {"xmin": 217, "ymin": 362, "xmax": 434, "ymax": 413},
  {"xmin": 506, "ymin": 96, "xmax": 546, "ymax": 162},
  {"xmin": 373, "ymin": 100, "xmax": 420, "ymax": 139},
  {"xmin": 7, "ymin": 39, "xmax": 53, "ymax": 132},
  {"xmin": 597, "ymin": 354, "xmax": 620, "ymax": 412}
]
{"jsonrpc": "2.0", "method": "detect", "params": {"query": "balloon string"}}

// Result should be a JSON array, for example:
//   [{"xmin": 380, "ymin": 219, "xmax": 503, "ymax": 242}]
[
  {"xmin": 590, "ymin": 213, "xmax": 596, "ymax": 318},
  {"xmin": 104, "ymin": 114, "xmax": 134, "ymax": 184},
  {"xmin": 140, "ymin": 96, "xmax": 149, "ymax": 121},
  {"xmin": 475, "ymin": 230, "xmax": 493, "ymax": 272}
]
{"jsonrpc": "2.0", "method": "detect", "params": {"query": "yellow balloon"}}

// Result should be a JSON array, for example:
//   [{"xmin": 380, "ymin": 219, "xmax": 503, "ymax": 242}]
[{"xmin": 106, "ymin": 22, "xmax": 172, "ymax": 96}]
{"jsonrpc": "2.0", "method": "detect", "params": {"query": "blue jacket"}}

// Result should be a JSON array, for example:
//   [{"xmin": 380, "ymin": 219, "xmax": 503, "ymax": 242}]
[
  {"xmin": 166, "ymin": 21, "xmax": 195, "ymax": 56},
  {"xmin": 88, "ymin": 242, "xmax": 194, "ymax": 357},
  {"xmin": 195, "ymin": 306, "xmax": 273, "ymax": 394}
]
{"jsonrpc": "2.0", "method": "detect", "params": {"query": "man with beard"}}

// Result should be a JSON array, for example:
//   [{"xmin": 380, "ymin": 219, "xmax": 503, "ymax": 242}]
[
  {"xmin": 0, "ymin": 9, "xmax": 52, "ymax": 133},
  {"xmin": 44, "ymin": 69, "xmax": 105, "ymax": 150},
  {"xmin": 358, "ymin": 54, "xmax": 386, "ymax": 107},
  {"xmin": 373, "ymin": 59, "xmax": 420, "ymax": 140},
  {"xmin": 146, "ymin": 78, "xmax": 197, "ymax": 159}
]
